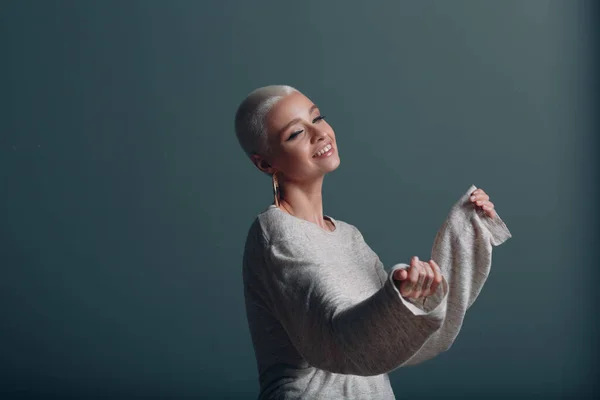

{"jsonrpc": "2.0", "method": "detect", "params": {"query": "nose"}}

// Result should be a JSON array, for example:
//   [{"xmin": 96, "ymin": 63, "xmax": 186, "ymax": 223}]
[{"xmin": 310, "ymin": 126, "xmax": 328, "ymax": 143}]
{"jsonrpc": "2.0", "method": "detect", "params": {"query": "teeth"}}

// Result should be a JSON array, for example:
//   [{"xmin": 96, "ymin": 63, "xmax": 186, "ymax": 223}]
[{"xmin": 314, "ymin": 144, "xmax": 332, "ymax": 157}]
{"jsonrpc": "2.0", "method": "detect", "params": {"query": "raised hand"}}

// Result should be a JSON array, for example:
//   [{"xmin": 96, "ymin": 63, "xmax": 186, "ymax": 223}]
[
  {"xmin": 393, "ymin": 256, "xmax": 443, "ymax": 299},
  {"xmin": 470, "ymin": 188, "xmax": 497, "ymax": 219}
]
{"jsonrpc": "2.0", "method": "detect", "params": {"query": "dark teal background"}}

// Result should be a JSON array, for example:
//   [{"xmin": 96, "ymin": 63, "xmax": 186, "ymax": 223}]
[{"xmin": 1, "ymin": 0, "xmax": 597, "ymax": 398}]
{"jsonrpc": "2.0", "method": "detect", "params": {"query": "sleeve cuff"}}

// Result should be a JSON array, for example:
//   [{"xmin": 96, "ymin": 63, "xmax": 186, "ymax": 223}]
[
  {"xmin": 478, "ymin": 209, "xmax": 512, "ymax": 246},
  {"xmin": 387, "ymin": 263, "xmax": 448, "ymax": 319},
  {"xmin": 466, "ymin": 184, "xmax": 512, "ymax": 247}
]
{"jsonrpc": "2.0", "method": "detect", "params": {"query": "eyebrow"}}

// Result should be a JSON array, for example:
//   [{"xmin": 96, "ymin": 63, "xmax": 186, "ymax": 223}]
[{"xmin": 278, "ymin": 104, "xmax": 319, "ymax": 139}]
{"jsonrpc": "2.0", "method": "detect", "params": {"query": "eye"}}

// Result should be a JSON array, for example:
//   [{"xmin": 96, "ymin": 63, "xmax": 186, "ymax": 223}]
[
  {"xmin": 287, "ymin": 130, "xmax": 304, "ymax": 141},
  {"xmin": 286, "ymin": 115, "xmax": 326, "ymax": 141}
]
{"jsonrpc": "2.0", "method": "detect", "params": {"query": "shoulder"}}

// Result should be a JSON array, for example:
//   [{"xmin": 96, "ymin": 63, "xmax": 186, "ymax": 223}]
[
  {"xmin": 243, "ymin": 208, "xmax": 376, "ymax": 272},
  {"xmin": 241, "ymin": 208, "xmax": 286, "ymax": 258},
  {"xmin": 255, "ymin": 206, "xmax": 295, "ymax": 244},
  {"xmin": 245, "ymin": 206, "xmax": 364, "ymax": 245}
]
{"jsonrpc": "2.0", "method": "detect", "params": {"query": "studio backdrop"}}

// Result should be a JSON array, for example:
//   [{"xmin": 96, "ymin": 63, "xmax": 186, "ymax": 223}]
[{"xmin": 0, "ymin": 0, "xmax": 597, "ymax": 398}]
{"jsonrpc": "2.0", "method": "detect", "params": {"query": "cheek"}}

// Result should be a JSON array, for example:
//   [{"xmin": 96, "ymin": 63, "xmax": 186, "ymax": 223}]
[
  {"xmin": 293, "ymin": 148, "xmax": 314, "ymax": 163},
  {"xmin": 278, "ymin": 147, "xmax": 310, "ymax": 167},
  {"xmin": 288, "ymin": 149, "xmax": 317, "ymax": 173}
]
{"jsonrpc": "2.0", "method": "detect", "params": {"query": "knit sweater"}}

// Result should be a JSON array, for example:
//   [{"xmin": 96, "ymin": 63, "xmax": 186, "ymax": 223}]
[{"xmin": 242, "ymin": 184, "xmax": 512, "ymax": 399}]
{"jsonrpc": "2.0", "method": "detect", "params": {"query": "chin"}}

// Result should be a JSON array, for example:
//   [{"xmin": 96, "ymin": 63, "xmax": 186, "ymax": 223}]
[{"xmin": 324, "ymin": 156, "xmax": 341, "ymax": 173}]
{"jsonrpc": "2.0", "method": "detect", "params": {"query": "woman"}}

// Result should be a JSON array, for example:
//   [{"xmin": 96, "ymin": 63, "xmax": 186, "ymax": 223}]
[{"xmin": 235, "ymin": 85, "xmax": 507, "ymax": 399}]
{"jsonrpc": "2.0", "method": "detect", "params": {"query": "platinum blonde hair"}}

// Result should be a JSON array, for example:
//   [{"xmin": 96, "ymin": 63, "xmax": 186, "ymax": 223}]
[{"xmin": 234, "ymin": 85, "xmax": 299, "ymax": 167}]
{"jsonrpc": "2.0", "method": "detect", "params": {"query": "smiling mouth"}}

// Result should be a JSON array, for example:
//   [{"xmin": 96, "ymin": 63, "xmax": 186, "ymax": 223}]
[{"xmin": 313, "ymin": 143, "xmax": 333, "ymax": 158}]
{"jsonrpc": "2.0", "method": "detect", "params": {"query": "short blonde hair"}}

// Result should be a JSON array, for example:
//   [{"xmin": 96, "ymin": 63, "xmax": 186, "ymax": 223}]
[{"xmin": 234, "ymin": 85, "xmax": 298, "ymax": 165}]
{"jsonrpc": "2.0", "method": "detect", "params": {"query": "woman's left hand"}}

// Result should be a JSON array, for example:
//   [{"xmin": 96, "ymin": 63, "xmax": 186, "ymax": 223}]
[{"xmin": 470, "ymin": 188, "xmax": 497, "ymax": 218}]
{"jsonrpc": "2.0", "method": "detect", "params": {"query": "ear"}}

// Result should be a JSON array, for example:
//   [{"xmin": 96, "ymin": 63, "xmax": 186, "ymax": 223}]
[{"xmin": 250, "ymin": 153, "xmax": 274, "ymax": 175}]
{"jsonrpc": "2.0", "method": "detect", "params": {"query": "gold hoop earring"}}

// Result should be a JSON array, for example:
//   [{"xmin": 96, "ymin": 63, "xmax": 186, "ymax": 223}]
[{"xmin": 272, "ymin": 172, "xmax": 280, "ymax": 207}]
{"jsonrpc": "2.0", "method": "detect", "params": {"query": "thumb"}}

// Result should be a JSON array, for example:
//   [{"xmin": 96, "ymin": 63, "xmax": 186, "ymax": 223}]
[{"xmin": 393, "ymin": 269, "xmax": 408, "ymax": 281}]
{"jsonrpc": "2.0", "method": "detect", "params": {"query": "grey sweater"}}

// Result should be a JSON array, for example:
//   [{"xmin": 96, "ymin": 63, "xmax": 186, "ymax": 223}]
[{"xmin": 242, "ymin": 184, "xmax": 512, "ymax": 399}]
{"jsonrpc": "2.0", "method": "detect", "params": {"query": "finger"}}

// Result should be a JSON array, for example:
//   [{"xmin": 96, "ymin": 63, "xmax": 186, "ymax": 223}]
[
  {"xmin": 483, "ymin": 207, "xmax": 497, "ymax": 218},
  {"xmin": 482, "ymin": 201, "xmax": 495, "ymax": 209},
  {"xmin": 470, "ymin": 189, "xmax": 488, "ymax": 201},
  {"xmin": 408, "ymin": 258, "xmax": 422, "ymax": 297},
  {"xmin": 402, "ymin": 257, "xmax": 420, "ymax": 297},
  {"xmin": 421, "ymin": 261, "xmax": 435, "ymax": 297},
  {"xmin": 482, "ymin": 201, "xmax": 496, "ymax": 217},
  {"xmin": 393, "ymin": 268, "xmax": 408, "ymax": 281},
  {"xmin": 428, "ymin": 259, "xmax": 443, "ymax": 295},
  {"xmin": 411, "ymin": 255, "xmax": 419, "ymax": 269},
  {"xmin": 474, "ymin": 196, "xmax": 490, "ymax": 205},
  {"xmin": 476, "ymin": 200, "xmax": 491, "ymax": 209},
  {"xmin": 413, "ymin": 262, "xmax": 427, "ymax": 298},
  {"xmin": 399, "ymin": 259, "xmax": 414, "ymax": 296},
  {"xmin": 400, "ymin": 277, "xmax": 414, "ymax": 297},
  {"xmin": 472, "ymin": 194, "xmax": 489, "ymax": 203},
  {"xmin": 470, "ymin": 188, "xmax": 485, "ymax": 197}
]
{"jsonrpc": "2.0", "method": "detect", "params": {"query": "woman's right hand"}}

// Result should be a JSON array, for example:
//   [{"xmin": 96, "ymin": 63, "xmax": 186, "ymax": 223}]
[{"xmin": 393, "ymin": 256, "xmax": 442, "ymax": 299}]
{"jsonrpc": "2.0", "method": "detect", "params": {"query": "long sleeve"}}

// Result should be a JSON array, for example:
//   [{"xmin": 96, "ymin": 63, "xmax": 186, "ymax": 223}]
[
  {"xmin": 398, "ymin": 184, "xmax": 512, "ymax": 366},
  {"xmin": 251, "ymin": 226, "xmax": 450, "ymax": 377},
  {"xmin": 242, "ymin": 186, "xmax": 512, "ymax": 399}
]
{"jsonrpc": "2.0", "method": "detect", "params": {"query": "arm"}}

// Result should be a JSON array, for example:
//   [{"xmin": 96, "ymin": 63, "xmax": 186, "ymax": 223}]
[
  {"xmin": 255, "ymin": 231, "xmax": 449, "ymax": 377},
  {"xmin": 361, "ymin": 185, "xmax": 512, "ymax": 368},
  {"xmin": 399, "ymin": 184, "xmax": 512, "ymax": 366}
]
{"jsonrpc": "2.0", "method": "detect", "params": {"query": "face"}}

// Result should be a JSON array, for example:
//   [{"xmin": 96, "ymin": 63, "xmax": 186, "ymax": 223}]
[{"xmin": 254, "ymin": 91, "xmax": 340, "ymax": 182}]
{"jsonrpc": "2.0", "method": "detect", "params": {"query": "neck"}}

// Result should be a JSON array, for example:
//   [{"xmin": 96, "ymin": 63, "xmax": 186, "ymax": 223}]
[{"xmin": 277, "ymin": 175, "xmax": 331, "ymax": 231}]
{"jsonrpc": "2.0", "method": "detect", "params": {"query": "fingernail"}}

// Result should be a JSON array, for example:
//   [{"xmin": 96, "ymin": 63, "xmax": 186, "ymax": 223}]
[{"xmin": 415, "ymin": 256, "xmax": 419, "ymax": 261}]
